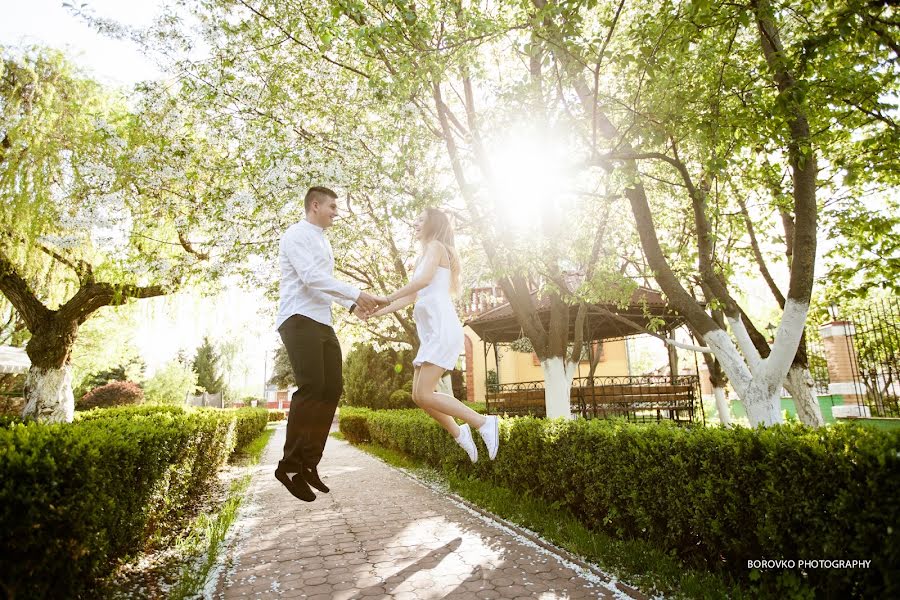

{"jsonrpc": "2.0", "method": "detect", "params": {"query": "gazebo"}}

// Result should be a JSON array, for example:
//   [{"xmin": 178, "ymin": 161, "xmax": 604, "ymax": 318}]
[
  {"xmin": 0, "ymin": 345, "xmax": 29, "ymax": 416},
  {"xmin": 464, "ymin": 286, "xmax": 704, "ymax": 424},
  {"xmin": 0, "ymin": 345, "xmax": 29, "ymax": 375}
]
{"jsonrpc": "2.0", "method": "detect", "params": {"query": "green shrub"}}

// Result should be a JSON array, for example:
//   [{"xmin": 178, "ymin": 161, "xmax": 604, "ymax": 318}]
[
  {"xmin": 74, "ymin": 359, "xmax": 145, "ymax": 403},
  {"xmin": 338, "ymin": 408, "xmax": 371, "ymax": 444},
  {"xmin": 77, "ymin": 404, "xmax": 186, "ymax": 421},
  {"xmin": 450, "ymin": 368, "xmax": 466, "ymax": 401},
  {"xmin": 233, "ymin": 408, "xmax": 270, "ymax": 451},
  {"xmin": 341, "ymin": 343, "xmax": 413, "ymax": 409},
  {"xmin": 0, "ymin": 405, "xmax": 268, "ymax": 598},
  {"xmin": 466, "ymin": 402, "xmax": 487, "ymax": 414},
  {"xmin": 142, "ymin": 360, "xmax": 198, "ymax": 405},
  {"xmin": 267, "ymin": 409, "xmax": 287, "ymax": 422},
  {"xmin": 339, "ymin": 408, "xmax": 900, "ymax": 597},
  {"xmin": 78, "ymin": 380, "xmax": 144, "ymax": 410},
  {"xmin": 387, "ymin": 389, "xmax": 416, "ymax": 410}
]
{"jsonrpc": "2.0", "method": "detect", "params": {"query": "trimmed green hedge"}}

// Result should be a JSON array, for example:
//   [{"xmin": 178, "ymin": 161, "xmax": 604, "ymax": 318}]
[
  {"xmin": 267, "ymin": 409, "xmax": 287, "ymax": 422},
  {"xmin": 0, "ymin": 405, "xmax": 269, "ymax": 599},
  {"xmin": 339, "ymin": 408, "xmax": 900, "ymax": 597}
]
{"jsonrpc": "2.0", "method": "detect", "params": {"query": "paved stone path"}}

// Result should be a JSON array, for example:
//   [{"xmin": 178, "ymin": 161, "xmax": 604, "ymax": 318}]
[{"xmin": 213, "ymin": 421, "xmax": 628, "ymax": 599}]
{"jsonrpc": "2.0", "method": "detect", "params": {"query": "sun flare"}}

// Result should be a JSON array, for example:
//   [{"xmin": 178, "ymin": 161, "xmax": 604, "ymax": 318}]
[{"xmin": 487, "ymin": 127, "xmax": 571, "ymax": 230}]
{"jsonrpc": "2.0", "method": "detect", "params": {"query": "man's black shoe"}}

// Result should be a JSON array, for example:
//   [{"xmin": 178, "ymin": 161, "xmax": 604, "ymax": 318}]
[
  {"xmin": 275, "ymin": 467, "xmax": 315, "ymax": 502},
  {"xmin": 302, "ymin": 467, "xmax": 329, "ymax": 493}
]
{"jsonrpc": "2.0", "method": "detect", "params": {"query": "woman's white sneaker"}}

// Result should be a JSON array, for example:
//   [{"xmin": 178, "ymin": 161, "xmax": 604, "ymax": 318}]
[
  {"xmin": 455, "ymin": 423, "xmax": 478, "ymax": 463},
  {"xmin": 477, "ymin": 415, "xmax": 499, "ymax": 460}
]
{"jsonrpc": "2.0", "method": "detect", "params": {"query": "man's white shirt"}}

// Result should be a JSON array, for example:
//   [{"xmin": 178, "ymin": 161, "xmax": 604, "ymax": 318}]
[{"xmin": 276, "ymin": 220, "xmax": 360, "ymax": 329}]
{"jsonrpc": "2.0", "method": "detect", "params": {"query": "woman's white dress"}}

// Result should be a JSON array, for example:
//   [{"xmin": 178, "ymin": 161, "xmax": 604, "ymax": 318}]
[{"xmin": 412, "ymin": 262, "xmax": 464, "ymax": 371}]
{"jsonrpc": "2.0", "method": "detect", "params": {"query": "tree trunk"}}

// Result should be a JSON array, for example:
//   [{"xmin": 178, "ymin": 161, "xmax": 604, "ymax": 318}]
[
  {"xmin": 742, "ymin": 382, "xmax": 782, "ymax": 426},
  {"xmin": 667, "ymin": 337, "xmax": 679, "ymax": 383},
  {"xmin": 702, "ymin": 349, "xmax": 732, "ymax": 426},
  {"xmin": 20, "ymin": 318, "xmax": 79, "ymax": 423},
  {"xmin": 540, "ymin": 356, "xmax": 575, "ymax": 419},
  {"xmin": 713, "ymin": 386, "xmax": 731, "ymax": 426},
  {"xmin": 702, "ymin": 327, "xmax": 782, "ymax": 424},
  {"xmin": 23, "ymin": 365, "xmax": 75, "ymax": 422},
  {"xmin": 783, "ymin": 364, "xmax": 825, "ymax": 427}
]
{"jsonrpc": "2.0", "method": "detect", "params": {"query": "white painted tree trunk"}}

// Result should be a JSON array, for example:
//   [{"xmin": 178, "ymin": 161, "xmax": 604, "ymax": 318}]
[
  {"xmin": 713, "ymin": 386, "xmax": 731, "ymax": 426},
  {"xmin": 704, "ymin": 299, "xmax": 810, "ymax": 426},
  {"xmin": 541, "ymin": 356, "xmax": 575, "ymax": 420},
  {"xmin": 22, "ymin": 365, "xmax": 75, "ymax": 423},
  {"xmin": 703, "ymin": 329, "xmax": 783, "ymax": 426},
  {"xmin": 783, "ymin": 364, "xmax": 825, "ymax": 427},
  {"xmin": 741, "ymin": 381, "xmax": 784, "ymax": 426}
]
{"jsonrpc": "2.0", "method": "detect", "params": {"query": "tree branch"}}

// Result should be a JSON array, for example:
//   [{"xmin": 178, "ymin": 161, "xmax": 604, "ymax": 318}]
[
  {"xmin": 235, "ymin": 0, "xmax": 371, "ymax": 79},
  {"xmin": 177, "ymin": 231, "xmax": 210, "ymax": 260},
  {"xmin": 56, "ymin": 282, "xmax": 169, "ymax": 325},
  {"xmin": 0, "ymin": 249, "xmax": 51, "ymax": 332},
  {"xmin": 737, "ymin": 196, "xmax": 785, "ymax": 308}
]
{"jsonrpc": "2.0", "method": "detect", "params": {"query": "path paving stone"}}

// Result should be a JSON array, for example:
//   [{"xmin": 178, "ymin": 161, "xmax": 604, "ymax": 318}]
[{"xmin": 213, "ymin": 421, "xmax": 629, "ymax": 599}]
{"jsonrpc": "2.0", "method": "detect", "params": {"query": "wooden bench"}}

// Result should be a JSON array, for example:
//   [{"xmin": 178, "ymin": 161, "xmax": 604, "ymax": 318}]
[
  {"xmin": 488, "ymin": 388, "xmax": 548, "ymax": 417},
  {"xmin": 487, "ymin": 383, "xmax": 697, "ymax": 422},
  {"xmin": 573, "ymin": 384, "xmax": 696, "ymax": 423}
]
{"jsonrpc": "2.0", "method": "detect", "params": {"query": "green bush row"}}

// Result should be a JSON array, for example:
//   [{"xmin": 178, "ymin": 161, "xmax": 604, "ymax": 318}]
[
  {"xmin": 339, "ymin": 408, "xmax": 899, "ymax": 597},
  {"xmin": 267, "ymin": 409, "xmax": 287, "ymax": 422},
  {"xmin": 0, "ymin": 405, "xmax": 269, "ymax": 599}
]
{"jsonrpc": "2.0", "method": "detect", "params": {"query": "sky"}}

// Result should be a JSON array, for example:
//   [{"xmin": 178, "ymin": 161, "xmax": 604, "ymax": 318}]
[{"xmin": 0, "ymin": 0, "xmax": 165, "ymax": 86}]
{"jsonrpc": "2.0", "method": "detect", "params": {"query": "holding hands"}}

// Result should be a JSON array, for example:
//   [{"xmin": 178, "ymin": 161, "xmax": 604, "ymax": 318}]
[{"xmin": 352, "ymin": 291, "xmax": 389, "ymax": 320}]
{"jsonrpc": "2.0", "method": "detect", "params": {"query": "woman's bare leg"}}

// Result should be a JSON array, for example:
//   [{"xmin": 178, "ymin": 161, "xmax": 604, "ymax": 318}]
[
  {"xmin": 413, "ymin": 363, "xmax": 487, "ymax": 432},
  {"xmin": 413, "ymin": 365, "xmax": 460, "ymax": 436}
]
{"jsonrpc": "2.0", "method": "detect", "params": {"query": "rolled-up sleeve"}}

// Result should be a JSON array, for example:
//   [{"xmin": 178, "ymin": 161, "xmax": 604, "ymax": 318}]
[{"xmin": 284, "ymin": 229, "xmax": 360, "ymax": 302}]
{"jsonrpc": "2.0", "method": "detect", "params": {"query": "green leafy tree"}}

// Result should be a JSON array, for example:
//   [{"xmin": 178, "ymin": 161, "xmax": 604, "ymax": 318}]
[
  {"xmin": 143, "ymin": 359, "xmax": 198, "ymax": 405},
  {"xmin": 192, "ymin": 337, "xmax": 225, "ymax": 395},
  {"xmin": 74, "ymin": 358, "xmax": 145, "ymax": 402},
  {"xmin": 129, "ymin": 0, "xmax": 640, "ymax": 420},
  {"xmin": 267, "ymin": 346, "xmax": 294, "ymax": 391},
  {"xmin": 113, "ymin": 0, "xmax": 899, "ymax": 425},
  {"xmin": 68, "ymin": 303, "xmax": 143, "ymax": 398},
  {"xmin": 0, "ymin": 47, "xmax": 242, "ymax": 422},
  {"xmin": 75, "ymin": 1, "xmax": 475, "ymax": 355},
  {"xmin": 825, "ymin": 199, "xmax": 900, "ymax": 298},
  {"xmin": 342, "ymin": 343, "xmax": 413, "ymax": 409},
  {"xmin": 306, "ymin": 0, "xmax": 896, "ymax": 425}
]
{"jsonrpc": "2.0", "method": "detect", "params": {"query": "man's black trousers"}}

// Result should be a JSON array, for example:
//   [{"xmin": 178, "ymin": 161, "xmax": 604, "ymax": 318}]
[{"xmin": 277, "ymin": 314, "xmax": 343, "ymax": 473}]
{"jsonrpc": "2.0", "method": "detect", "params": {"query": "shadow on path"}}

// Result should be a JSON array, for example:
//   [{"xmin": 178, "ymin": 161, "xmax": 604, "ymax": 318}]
[{"xmin": 350, "ymin": 537, "xmax": 463, "ymax": 598}]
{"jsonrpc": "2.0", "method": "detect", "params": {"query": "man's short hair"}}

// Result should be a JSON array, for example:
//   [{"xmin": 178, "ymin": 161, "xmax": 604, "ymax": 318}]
[{"xmin": 304, "ymin": 186, "xmax": 338, "ymax": 212}]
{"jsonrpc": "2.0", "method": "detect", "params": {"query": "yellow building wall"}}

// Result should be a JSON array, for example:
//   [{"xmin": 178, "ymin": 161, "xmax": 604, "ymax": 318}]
[{"xmin": 465, "ymin": 325, "xmax": 631, "ymax": 403}]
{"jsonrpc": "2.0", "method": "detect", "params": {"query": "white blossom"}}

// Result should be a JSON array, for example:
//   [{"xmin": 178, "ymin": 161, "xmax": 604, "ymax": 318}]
[{"xmin": 36, "ymin": 234, "xmax": 84, "ymax": 249}]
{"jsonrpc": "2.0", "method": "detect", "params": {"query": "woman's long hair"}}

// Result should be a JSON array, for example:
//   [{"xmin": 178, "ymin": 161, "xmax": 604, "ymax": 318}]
[{"xmin": 422, "ymin": 207, "xmax": 461, "ymax": 295}]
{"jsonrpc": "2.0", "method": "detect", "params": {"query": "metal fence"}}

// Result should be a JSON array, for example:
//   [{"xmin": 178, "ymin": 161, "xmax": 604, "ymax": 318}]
[
  {"xmin": 185, "ymin": 391, "xmax": 224, "ymax": 408},
  {"xmin": 485, "ymin": 375, "xmax": 702, "ymax": 424},
  {"xmin": 846, "ymin": 297, "xmax": 900, "ymax": 417},
  {"xmin": 804, "ymin": 325, "xmax": 832, "ymax": 395}
]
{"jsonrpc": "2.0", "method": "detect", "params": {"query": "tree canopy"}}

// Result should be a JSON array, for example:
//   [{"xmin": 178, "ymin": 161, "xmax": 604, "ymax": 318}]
[{"xmin": 65, "ymin": 0, "xmax": 900, "ymax": 425}]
